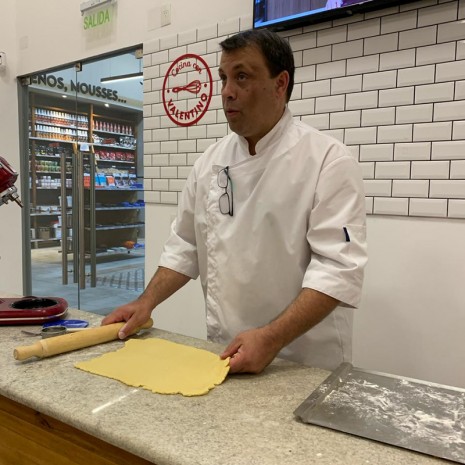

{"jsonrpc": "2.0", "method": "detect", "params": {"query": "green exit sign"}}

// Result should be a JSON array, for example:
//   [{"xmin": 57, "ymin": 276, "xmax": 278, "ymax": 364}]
[{"xmin": 83, "ymin": 8, "xmax": 111, "ymax": 30}]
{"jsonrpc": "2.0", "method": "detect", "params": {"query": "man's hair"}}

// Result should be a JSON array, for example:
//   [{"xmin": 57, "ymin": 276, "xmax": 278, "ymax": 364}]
[{"xmin": 219, "ymin": 29, "xmax": 295, "ymax": 102}]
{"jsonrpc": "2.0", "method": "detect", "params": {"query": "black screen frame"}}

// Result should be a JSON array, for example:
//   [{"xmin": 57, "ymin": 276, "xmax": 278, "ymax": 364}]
[{"xmin": 253, "ymin": 0, "xmax": 419, "ymax": 32}]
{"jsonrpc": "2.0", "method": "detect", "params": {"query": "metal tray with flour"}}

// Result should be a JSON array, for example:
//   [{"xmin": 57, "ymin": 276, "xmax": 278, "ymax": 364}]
[{"xmin": 294, "ymin": 363, "xmax": 465, "ymax": 463}]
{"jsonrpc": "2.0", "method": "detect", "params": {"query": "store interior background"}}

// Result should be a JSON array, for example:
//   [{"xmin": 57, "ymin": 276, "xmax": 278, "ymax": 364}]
[
  {"xmin": 1, "ymin": 0, "xmax": 464, "ymax": 388},
  {"xmin": 27, "ymin": 49, "xmax": 145, "ymax": 313}
]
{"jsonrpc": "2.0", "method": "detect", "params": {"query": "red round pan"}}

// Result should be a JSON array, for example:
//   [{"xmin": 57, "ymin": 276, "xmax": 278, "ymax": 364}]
[{"xmin": 0, "ymin": 296, "xmax": 68, "ymax": 325}]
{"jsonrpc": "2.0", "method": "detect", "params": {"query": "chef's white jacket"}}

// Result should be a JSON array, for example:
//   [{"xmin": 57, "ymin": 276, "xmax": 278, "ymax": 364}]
[{"xmin": 159, "ymin": 108, "xmax": 367, "ymax": 370}]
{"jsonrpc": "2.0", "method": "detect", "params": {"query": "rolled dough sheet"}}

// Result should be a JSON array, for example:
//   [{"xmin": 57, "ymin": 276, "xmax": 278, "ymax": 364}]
[{"xmin": 75, "ymin": 338, "xmax": 230, "ymax": 396}]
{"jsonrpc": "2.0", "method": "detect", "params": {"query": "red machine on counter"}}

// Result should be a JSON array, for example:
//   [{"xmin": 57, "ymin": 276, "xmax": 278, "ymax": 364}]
[
  {"xmin": 0, "ymin": 297, "xmax": 68, "ymax": 325},
  {"xmin": 0, "ymin": 155, "xmax": 69, "ymax": 324},
  {"xmin": 0, "ymin": 155, "xmax": 23, "ymax": 208}
]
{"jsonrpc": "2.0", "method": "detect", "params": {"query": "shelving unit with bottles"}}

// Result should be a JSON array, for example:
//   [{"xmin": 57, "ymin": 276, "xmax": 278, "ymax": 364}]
[
  {"xmin": 28, "ymin": 140, "xmax": 74, "ymax": 248},
  {"xmin": 28, "ymin": 94, "xmax": 89, "ymax": 249},
  {"xmin": 32, "ymin": 106, "xmax": 89, "ymax": 143},
  {"xmin": 86, "ymin": 109, "xmax": 144, "ymax": 260},
  {"xmin": 28, "ymin": 94, "xmax": 144, "ymax": 259},
  {"xmin": 84, "ymin": 187, "xmax": 145, "ymax": 258},
  {"xmin": 91, "ymin": 112, "xmax": 138, "ymax": 190}
]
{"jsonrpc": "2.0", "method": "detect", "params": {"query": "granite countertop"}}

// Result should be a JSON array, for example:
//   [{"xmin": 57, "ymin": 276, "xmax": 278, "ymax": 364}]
[{"xmin": 1, "ymin": 307, "xmax": 448, "ymax": 465}]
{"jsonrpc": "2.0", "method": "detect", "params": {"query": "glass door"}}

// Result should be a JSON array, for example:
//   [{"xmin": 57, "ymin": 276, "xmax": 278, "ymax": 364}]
[
  {"xmin": 22, "ymin": 48, "xmax": 144, "ymax": 316},
  {"xmin": 26, "ymin": 63, "xmax": 83, "ymax": 310}
]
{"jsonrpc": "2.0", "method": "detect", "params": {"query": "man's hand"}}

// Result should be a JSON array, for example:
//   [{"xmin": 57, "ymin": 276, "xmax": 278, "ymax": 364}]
[
  {"xmin": 101, "ymin": 299, "xmax": 152, "ymax": 339},
  {"xmin": 221, "ymin": 289, "xmax": 340, "ymax": 374},
  {"xmin": 220, "ymin": 327, "xmax": 284, "ymax": 374},
  {"xmin": 101, "ymin": 266, "xmax": 191, "ymax": 339}
]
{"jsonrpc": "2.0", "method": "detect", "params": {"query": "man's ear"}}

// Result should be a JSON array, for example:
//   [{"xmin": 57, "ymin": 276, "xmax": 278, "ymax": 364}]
[{"xmin": 275, "ymin": 70, "xmax": 290, "ymax": 99}]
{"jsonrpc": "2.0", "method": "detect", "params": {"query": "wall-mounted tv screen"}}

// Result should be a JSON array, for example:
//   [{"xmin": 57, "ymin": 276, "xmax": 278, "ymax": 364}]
[{"xmin": 253, "ymin": 0, "xmax": 413, "ymax": 31}]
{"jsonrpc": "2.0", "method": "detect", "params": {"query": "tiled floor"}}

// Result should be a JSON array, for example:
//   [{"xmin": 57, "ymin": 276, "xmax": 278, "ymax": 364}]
[{"xmin": 31, "ymin": 247, "xmax": 145, "ymax": 316}]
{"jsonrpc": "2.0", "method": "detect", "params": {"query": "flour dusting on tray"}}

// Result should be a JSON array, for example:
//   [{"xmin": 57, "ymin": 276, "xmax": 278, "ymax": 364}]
[{"xmin": 294, "ymin": 363, "xmax": 465, "ymax": 464}]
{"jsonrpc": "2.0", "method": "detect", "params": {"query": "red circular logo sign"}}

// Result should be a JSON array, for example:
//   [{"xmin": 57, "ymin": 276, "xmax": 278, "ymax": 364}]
[{"xmin": 162, "ymin": 53, "xmax": 213, "ymax": 127}]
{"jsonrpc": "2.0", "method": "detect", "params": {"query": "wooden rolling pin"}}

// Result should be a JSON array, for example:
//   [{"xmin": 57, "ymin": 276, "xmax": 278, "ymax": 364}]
[{"xmin": 14, "ymin": 319, "xmax": 153, "ymax": 361}]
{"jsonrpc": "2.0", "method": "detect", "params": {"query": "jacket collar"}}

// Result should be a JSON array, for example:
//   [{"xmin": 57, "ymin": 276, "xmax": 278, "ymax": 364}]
[{"xmin": 236, "ymin": 107, "xmax": 292, "ymax": 156}]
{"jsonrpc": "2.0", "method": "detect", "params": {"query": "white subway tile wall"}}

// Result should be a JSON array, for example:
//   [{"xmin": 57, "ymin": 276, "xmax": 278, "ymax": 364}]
[{"xmin": 143, "ymin": 1, "xmax": 465, "ymax": 219}]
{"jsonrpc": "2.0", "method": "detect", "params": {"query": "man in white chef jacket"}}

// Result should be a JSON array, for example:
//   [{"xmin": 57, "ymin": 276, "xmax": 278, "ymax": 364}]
[{"xmin": 103, "ymin": 29, "xmax": 367, "ymax": 374}]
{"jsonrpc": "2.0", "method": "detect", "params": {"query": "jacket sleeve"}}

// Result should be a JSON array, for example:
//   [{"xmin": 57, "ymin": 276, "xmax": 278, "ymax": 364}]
[
  {"xmin": 158, "ymin": 166, "xmax": 200, "ymax": 279},
  {"xmin": 302, "ymin": 149, "xmax": 368, "ymax": 308}
]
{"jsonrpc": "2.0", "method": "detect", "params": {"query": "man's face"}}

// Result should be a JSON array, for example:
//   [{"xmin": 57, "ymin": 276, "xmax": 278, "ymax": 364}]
[{"xmin": 218, "ymin": 45, "xmax": 288, "ymax": 153}]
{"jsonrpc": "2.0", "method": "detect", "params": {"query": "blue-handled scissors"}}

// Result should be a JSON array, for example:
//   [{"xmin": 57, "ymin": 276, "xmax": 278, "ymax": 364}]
[{"xmin": 43, "ymin": 319, "xmax": 89, "ymax": 329}]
